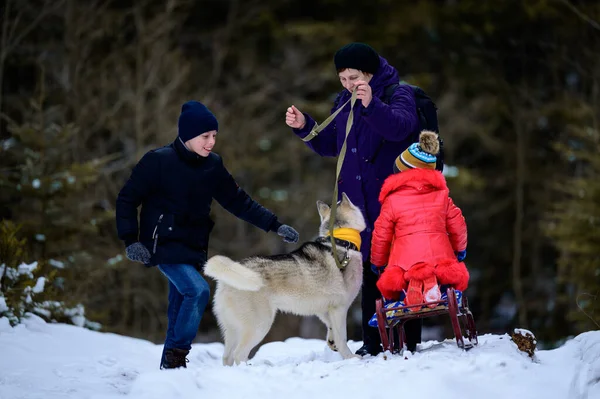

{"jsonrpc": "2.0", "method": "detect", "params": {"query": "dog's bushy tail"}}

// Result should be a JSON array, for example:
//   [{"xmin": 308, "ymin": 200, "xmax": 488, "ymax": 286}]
[{"xmin": 204, "ymin": 255, "xmax": 264, "ymax": 291}]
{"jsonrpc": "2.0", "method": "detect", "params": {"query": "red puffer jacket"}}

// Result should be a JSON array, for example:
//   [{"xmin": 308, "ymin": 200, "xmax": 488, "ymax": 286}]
[{"xmin": 371, "ymin": 168, "xmax": 468, "ymax": 292}]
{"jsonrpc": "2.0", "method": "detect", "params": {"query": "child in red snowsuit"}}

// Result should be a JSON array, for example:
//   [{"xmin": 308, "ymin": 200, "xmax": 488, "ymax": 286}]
[{"xmin": 370, "ymin": 131, "xmax": 469, "ymax": 309}]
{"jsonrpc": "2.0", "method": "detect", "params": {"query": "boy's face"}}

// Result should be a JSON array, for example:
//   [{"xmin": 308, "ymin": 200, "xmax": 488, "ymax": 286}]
[
  {"xmin": 338, "ymin": 68, "xmax": 373, "ymax": 93},
  {"xmin": 185, "ymin": 130, "xmax": 217, "ymax": 157}
]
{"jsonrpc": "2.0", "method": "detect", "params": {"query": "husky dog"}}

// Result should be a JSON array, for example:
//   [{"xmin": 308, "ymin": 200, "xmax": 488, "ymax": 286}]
[{"xmin": 204, "ymin": 192, "xmax": 366, "ymax": 366}]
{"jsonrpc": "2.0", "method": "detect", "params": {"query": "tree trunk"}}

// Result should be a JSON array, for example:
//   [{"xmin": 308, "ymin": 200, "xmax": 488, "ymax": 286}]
[
  {"xmin": 0, "ymin": 0, "xmax": 11, "ymax": 137},
  {"xmin": 133, "ymin": 4, "xmax": 145, "ymax": 160},
  {"xmin": 512, "ymin": 109, "xmax": 528, "ymax": 327}
]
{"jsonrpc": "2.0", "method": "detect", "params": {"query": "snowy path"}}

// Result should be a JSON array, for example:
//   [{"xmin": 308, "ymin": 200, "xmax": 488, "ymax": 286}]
[{"xmin": 0, "ymin": 315, "xmax": 598, "ymax": 399}]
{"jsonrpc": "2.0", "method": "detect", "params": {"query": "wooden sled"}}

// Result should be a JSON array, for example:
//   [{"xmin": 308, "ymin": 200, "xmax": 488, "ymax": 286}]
[{"xmin": 374, "ymin": 287, "xmax": 478, "ymax": 353}]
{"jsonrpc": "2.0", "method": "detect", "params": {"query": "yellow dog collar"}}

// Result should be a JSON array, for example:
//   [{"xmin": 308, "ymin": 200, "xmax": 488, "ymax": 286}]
[{"xmin": 327, "ymin": 228, "xmax": 362, "ymax": 251}]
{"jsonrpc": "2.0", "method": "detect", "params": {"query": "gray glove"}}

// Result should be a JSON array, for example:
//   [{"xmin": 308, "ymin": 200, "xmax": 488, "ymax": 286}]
[
  {"xmin": 125, "ymin": 242, "xmax": 151, "ymax": 264},
  {"xmin": 277, "ymin": 224, "xmax": 299, "ymax": 243}
]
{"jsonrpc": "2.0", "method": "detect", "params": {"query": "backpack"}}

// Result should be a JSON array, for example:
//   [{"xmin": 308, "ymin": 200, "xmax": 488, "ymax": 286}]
[{"xmin": 382, "ymin": 82, "xmax": 444, "ymax": 171}]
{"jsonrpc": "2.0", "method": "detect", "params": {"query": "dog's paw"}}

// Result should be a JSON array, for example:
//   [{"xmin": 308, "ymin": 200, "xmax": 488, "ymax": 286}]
[{"xmin": 327, "ymin": 340, "xmax": 338, "ymax": 352}]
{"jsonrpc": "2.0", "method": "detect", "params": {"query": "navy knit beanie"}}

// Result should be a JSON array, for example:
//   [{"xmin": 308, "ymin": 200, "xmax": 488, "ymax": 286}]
[
  {"xmin": 334, "ymin": 43, "xmax": 380, "ymax": 74},
  {"xmin": 178, "ymin": 101, "xmax": 219, "ymax": 142}
]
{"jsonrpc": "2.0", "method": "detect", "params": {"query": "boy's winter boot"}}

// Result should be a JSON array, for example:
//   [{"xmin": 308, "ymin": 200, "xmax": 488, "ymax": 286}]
[{"xmin": 161, "ymin": 348, "xmax": 189, "ymax": 369}]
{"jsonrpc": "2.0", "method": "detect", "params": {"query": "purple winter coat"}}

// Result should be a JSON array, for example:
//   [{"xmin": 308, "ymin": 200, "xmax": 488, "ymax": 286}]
[{"xmin": 293, "ymin": 56, "xmax": 419, "ymax": 261}]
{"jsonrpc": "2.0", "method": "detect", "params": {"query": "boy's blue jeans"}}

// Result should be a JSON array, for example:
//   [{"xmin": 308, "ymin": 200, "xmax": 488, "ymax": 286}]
[{"xmin": 158, "ymin": 264, "xmax": 210, "ymax": 364}]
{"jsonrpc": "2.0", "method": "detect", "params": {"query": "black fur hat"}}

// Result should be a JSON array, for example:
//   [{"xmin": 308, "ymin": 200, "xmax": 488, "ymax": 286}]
[{"xmin": 334, "ymin": 42, "xmax": 380, "ymax": 74}]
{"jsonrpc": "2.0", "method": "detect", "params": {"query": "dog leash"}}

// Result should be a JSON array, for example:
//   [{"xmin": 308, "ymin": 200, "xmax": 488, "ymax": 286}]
[
  {"xmin": 302, "ymin": 89, "xmax": 357, "ymax": 269},
  {"xmin": 301, "ymin": 94, "xmax": 353, "ymax": 142}
]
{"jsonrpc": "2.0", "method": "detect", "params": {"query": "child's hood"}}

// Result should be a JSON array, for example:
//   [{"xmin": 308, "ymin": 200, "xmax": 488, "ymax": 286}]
[{"xmin": 378, "ymin": 168, "xmax": 449, "ymax": 204}]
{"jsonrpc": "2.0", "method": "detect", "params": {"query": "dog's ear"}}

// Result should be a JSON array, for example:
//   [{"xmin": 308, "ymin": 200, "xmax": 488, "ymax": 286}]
[
  {"xmin": 340, "ymin": 192, "xmax": 352, "ymax": 207},
  {"xmin": 316, "ymin": 200, "xmax": 331, "ymax": 220}
]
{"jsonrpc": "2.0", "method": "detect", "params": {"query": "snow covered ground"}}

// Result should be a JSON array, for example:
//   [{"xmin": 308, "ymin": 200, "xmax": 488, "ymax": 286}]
[{"xmin": 0, "ymin": 314, "xmax": 598, "ymax": 399}]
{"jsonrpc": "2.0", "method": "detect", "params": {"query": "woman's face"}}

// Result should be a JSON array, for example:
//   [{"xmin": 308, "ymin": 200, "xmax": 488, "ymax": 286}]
[
  {"xmin": 185, "ymin": 130, "xmax": 217, "ymax": 157},
  {"xmin": 338, "ymin": 68, "xmax": 373, "ymax": 92}
]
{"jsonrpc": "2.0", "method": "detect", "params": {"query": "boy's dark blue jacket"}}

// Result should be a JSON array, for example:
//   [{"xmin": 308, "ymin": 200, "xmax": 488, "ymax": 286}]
[{"xmin": 116, "ymin": 137, "xmax": 281, "ymax": 267}]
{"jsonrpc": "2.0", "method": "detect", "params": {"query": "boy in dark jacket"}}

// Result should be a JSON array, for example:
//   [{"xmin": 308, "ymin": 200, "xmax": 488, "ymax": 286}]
[{"xmin": 116, "ymin": 100, "xmax": 299, "ymax": 369}]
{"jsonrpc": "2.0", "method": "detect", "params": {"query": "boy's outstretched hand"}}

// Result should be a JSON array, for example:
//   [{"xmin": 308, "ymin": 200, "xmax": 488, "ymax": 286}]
[{"xmin": 277, "ymin": 224, "xmax": 299, "ymax": 243}]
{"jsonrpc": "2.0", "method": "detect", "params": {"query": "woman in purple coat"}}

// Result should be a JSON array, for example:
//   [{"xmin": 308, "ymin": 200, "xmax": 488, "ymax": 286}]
[{"xmin": 286, "ymin": 43, "xmax": 422, "ymax": 356}]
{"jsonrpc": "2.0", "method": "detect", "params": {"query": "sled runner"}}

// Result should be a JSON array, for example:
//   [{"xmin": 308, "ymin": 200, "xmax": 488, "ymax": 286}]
[{"xmin": 369, "ymin": 287, "xmax": 478, "ymax": 353}]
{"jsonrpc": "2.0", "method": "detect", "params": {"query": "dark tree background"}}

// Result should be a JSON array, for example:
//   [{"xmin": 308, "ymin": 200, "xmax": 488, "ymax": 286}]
[{"xmin": 1, "ymin": 0, "xmax": 598, "ymax": 347}]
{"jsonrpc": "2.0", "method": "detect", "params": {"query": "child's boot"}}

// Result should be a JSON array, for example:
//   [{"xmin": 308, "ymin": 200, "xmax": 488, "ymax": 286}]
[
  {"xmin": 405, "ymin": 279, "xmax": 423, "ymax": 312},
  {"xmin": 422, "ymin": 275, "xmax": 441, "ymax": 308}
]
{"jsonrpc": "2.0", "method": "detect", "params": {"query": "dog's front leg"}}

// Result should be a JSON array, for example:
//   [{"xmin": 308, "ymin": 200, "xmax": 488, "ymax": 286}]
[
  {"xmin": 328, "ymin": 307, "xmax": 359, "ymax": 360},
  {"xmin": 317, "ymin": 313, "xmax": 338, "ymax": 352}
]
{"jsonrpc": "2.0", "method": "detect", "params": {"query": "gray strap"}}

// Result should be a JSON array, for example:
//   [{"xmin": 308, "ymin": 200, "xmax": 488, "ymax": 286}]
[
  {"xmin": 328, "ymin": 90, "xmax": 357, "ymax": 268},
  {"xmin": 297, "ymin": 90, "xmax": 358, "ymax": 268},
  {"xmin": 302, "ymin": 97, "xmax": 352, "ymax": 142}
]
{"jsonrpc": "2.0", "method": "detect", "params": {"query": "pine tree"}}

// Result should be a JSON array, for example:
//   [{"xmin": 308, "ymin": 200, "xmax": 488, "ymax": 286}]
[
  {"xmin": 0, "ymin": 77, "xmax": 112, "ymax": 327},
  {"xmin": 545, "ymin": 112, "xmax": 600, "ymax": 332},
  {"xmin": 0, "ymin": 220, "xmax": 99, "ymax": 328}
]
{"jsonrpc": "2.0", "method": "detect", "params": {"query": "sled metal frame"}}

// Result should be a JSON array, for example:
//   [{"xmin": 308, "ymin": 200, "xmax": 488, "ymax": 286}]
[{"xmin": 375, "ymin": 287, "xmax": 478, "ymax": 354}]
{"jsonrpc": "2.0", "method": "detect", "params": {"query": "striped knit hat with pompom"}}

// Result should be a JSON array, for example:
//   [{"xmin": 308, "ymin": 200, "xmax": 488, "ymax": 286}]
[{"xmin": 393, "ymin": 131, "xmax": 440, "ymax": 173}]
